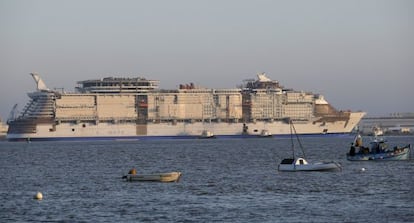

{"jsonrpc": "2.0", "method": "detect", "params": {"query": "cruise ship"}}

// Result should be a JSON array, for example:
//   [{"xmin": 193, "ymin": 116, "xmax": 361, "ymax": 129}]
[{"xmin": 7, "ymin": 72, "xmax": 365, "ymax": 141}]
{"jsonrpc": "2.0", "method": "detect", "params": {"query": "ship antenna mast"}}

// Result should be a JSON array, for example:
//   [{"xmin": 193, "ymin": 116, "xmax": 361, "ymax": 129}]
[{"xmin": 7, "ymin": 103, "xmax": 18, "ymax": 123}]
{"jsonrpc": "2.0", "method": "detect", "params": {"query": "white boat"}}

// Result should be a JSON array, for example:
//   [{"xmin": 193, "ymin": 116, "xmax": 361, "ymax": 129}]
[
  {"xmin": 199, "ymin": 130, "xmax": 215, "ymax": 139},
  {"xmin": 371, "ymin": 125, "xmax": 384, "ymax": 136},
  {"xmin": 278, "ymin": 158, "xmax": 341, "ymax": 171},
  {"xmin": 259, "ymin": 129, "xmax": 272, "ymax": 137},
  {"xmin": 124, "ymin": 171, "xmax": 181, "ymax": 182},
  {"xmin": 278, "ymin": 120, "xmax": 342, "ymax": 172}
]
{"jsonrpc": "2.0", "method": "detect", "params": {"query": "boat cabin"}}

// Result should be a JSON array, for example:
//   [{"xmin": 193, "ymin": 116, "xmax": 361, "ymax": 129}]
[
  {"xmin": 280, "ymin": 158, "xmax": 308, "ymax": 165},
  {"xmin": 295, "ymin": 158, "xmax": 308, "ymax": 165},
  {"xmin": 280, "ymin": 158, "xmax": 294, "ymax": 164}
]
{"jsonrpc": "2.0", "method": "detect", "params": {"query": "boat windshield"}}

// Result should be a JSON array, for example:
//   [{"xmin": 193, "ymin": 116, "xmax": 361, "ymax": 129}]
[{"xmin": 280, "ymin": 158, "xmax": 294, "ymax": 164}]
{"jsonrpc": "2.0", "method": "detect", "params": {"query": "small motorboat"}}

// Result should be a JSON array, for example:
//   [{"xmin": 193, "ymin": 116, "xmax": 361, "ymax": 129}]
[
  {"xmin": 123, "ymin": 169, "xmax": 181, "ymax": 182},
  {"xmin": 347, "ymin": 134, "xmax": 411, "ymax": 161},
  {"xmin": 259, "ymin": 129, "xmax": 272, "ymax": 137},
  {"xmin": 199, "ymin": 130, "xmax": 215, "ymax": 139},
  {"xmin": 278, "ymin": 157, "xmax": 341, "ymax": 172}
]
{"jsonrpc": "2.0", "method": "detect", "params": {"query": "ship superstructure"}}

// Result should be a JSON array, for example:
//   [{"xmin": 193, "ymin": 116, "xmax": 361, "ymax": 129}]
[{"xmin": 7, "ymin": 72, "xmax": 365, "ymax": 141}]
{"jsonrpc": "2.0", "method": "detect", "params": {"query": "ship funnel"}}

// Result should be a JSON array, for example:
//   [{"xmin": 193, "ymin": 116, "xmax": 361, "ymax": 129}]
[
  {"xmin": 30, "ymin": 72, "xmax": 50, "ymax": 91},
  {"xmin": 257, "ymin": 72, "xmax": 272, "ymax": 82}
]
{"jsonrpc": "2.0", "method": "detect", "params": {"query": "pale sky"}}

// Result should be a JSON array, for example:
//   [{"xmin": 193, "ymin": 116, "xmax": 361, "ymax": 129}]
[{"xmin": 1, "ymin": 0, "xmax": 413, "ymax": 120}]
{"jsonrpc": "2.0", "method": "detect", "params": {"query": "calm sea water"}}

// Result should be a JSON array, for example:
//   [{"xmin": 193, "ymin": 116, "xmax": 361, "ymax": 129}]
[{"xmin": 0, "ymin": 136, "xmax": 413, "ymax": 222}]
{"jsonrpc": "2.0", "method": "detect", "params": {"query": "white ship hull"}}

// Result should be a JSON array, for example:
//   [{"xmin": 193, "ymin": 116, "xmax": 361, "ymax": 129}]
[{"xmin": 7, "ymin": 112, "xmax": 364, "ymax": 141}]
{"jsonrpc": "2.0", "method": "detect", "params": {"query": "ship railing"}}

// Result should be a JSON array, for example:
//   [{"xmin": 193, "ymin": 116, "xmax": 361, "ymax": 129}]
[
  {"xmin": 8, "ymin": 117, "xmax": 54, "ymax": 124},
  {"xmin": 56, "ymin": 117, "xmax": 98, "ymax": 122},
  {"xmin": 56, "ymin": 105, "xmax": 96, "ymax": 108},
  {"xmin": 143, "ymin": 118, "xmax": 244, "ymax": 124},
  {"xmin": 318, "ymin": 112, "xmax": 351, "ymax": 118}
]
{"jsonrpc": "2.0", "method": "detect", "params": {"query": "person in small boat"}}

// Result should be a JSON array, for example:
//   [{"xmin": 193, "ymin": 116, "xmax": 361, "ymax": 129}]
[
  {"xmin": 370, "ymin": 141, "xmax": 386, "ymax": 154},
  {"xmin": 350, "ymin": 134, "xmax": 366, "ymax": 155},
  {"xmin": 122, "ymin": 168, "xmax": 137, "ymax": 179},
  {"xmin": 379, "ymin": 141, "xmax": 388, "ymax": 152},
  {"xmin": 128, "ymin": 168, "xmax": 137, "ymax": 175},
  {"xmin": 370, "ymin": 141, "xmax": 376, "ymax": 153},
  {"xmin": 354, "ymin": 135, "xmax": 362, "ymax": 147},
  {"xmin": 394, "ymin": 146, "xmax": 402, "ymax": 154},
  {"xmin": 349, "ymin": 144, "xmax": 356, "ymax": 156}
]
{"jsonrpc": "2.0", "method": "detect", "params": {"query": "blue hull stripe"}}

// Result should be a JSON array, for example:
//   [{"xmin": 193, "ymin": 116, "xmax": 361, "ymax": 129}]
[{"xmin": 8, "ymin": 133, "xmax": 351, "ymax": 142}]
